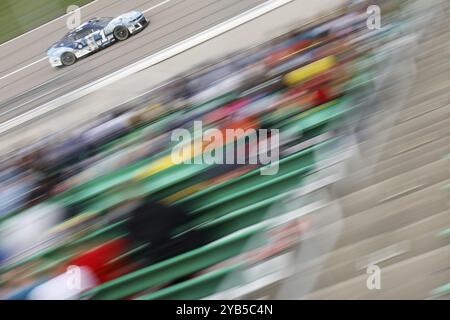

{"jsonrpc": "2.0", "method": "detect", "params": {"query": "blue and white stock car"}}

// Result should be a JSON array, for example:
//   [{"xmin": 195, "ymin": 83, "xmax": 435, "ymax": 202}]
[{"xmin": 47, "ymin": 11, "xmax": 149, "ymax": 67}]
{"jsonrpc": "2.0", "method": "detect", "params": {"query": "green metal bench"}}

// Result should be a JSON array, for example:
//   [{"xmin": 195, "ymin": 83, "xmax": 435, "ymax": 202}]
[{"xmin": 81, "ymin": 223, "xmax": 267, "ymax": 300}]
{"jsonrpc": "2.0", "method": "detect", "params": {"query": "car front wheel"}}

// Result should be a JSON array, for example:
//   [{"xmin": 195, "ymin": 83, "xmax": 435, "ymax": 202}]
[
  {"xmin": 113, "ymin": 26, "xmax": 130, "ymax": 41},
  {"xmin": 61, "ymin": 52, "xmax": 77, "ymax": 66}
]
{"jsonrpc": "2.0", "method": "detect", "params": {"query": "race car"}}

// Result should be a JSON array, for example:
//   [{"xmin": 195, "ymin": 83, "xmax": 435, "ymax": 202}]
[{"xmin": 47, "ymin": 10, "xmax": 149, "ymax": 67}]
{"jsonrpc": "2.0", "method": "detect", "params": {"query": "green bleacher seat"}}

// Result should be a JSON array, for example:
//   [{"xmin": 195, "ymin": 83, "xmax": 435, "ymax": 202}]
[{"xmin": 137, "ymin": 264, "xmax": 243, "ymax": 300}]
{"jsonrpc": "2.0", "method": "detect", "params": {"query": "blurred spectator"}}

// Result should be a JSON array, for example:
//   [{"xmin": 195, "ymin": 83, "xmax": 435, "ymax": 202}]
[
  {"xmin": 126, "ymin": 199, "xmax": 211, "ymax": 265},
  {"xmin": 0, "ymin": 203, "xmax": 67, "ymax": 263},
  {"xmin": 65, "ymin": 238, "xmax": 133, "ymax": 285}
]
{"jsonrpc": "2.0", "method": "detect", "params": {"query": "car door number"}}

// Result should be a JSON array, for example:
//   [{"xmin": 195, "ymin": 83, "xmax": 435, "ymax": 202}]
[
  {"xmin": 86, "ymin": 35, "xmax": 98, "ymax": 51},
  {"xmin": 99, "ymin": 30, "xmax": 108, "ymax": 43}
]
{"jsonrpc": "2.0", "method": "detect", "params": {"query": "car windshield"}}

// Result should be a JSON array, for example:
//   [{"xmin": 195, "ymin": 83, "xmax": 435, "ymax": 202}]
[{"xmin": 62, "ymin": 32, "xmax": 76, "ymax": 42}]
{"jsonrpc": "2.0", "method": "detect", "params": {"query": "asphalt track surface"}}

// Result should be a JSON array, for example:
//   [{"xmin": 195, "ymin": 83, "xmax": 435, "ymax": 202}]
[{"xmin": 0, "ymin": 0, "xmax": 266, "ymax": 124}]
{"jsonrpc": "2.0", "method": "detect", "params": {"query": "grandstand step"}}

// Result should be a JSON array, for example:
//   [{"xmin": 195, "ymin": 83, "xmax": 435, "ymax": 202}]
[
  {"xmin": 341, "ymin": 141, "xmax": 448, "ymax": 195},
  {"xmin": 373, "ymin": 118, "xmax": 449, "ymax": 159},
  {"xmin": 336, "ymin": 182, "xmax": 448, "ymax": 245},
  {"xmin": 337, "ymin": 159, "xmax": 449, "ymax": 217},
  {"xmin": 312, "ymin": 211, "xmax": 450, "ymax": 291}
]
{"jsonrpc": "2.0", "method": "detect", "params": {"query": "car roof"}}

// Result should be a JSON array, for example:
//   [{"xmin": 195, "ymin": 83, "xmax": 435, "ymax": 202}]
[
  {"xmin": 63, "ymin": 18, "xmax": 110, "ymax": 40},
  {"xmin": 64, "ymin": 23, "xmax": 92, "ymax": 38}
]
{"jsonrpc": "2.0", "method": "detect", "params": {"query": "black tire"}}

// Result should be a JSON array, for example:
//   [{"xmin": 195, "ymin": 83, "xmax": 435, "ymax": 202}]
[
  {"xmin": 60, "ymin": 52, "xmax": 77, "ymax": 66},
  {"xmin": 113, "ymin": 26, "xmax": 130, "ymax": 41}
]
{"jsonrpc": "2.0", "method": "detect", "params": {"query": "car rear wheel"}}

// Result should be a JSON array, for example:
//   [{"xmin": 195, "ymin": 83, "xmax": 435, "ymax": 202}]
[
  {"xmin": 61, "ymin": 52, "xmax": 77, "ymax": 66},
  {"xmin": 113, "ymin": 26, "xmax": 130, "ymax": 41}
]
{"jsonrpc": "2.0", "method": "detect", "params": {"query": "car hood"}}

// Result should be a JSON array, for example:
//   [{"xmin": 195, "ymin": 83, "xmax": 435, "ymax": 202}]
[{"xmin": 117, "ymin": 10, "xmax": 142, "ymax": 21}]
